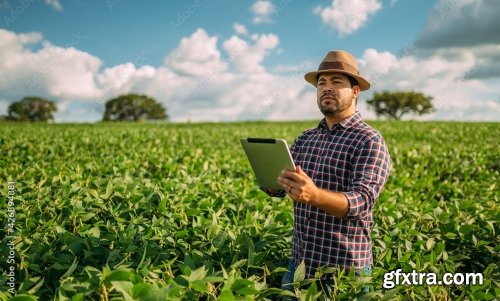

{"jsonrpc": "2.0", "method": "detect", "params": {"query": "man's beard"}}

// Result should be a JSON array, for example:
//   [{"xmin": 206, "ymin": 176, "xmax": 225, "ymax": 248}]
[{"xmin": 318, "ymin": 94, "xmax": 354, "ymax": 116}]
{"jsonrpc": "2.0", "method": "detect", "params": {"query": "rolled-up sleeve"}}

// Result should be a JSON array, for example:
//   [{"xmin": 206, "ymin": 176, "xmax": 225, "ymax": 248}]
[{"xmin": 343, "ymin": 136, "xmax": 391, "ymax": 220}]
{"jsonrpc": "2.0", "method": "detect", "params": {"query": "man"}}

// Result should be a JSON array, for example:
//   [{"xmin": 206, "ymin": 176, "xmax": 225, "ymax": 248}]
[{"xmin": 263, "ymin": 50, "xmax": 391, "ymax": 294}]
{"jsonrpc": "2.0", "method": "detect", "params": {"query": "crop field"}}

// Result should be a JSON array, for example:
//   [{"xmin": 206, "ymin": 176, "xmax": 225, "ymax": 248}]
[{"xmin": 0, "ymin": 121, "xmax": 498, "ymax": 300}]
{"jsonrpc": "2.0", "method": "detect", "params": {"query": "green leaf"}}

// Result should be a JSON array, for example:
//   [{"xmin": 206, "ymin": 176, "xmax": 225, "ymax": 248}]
[
  {"xmin": 26, "ymin": 277, "xmax": 44, "ymax": 295},
  {"xmin": 230, "ymin": 259, "xmax": 247, "ymax": 269},
  {"xmin": 158, "ymin": 198, "xmax": 167, "ymax": 213},
  {"xmin": 70, "ymin": 293, "xmax": 85, "ymax": 301},
  {"xmin": 218, "ymin": 289, "xmax": 235, "ymax": 301},
  {"xmin": 189, "ymin": 266, "xmax": 208, "ymax": 282},
  {"xmin": 132, "ymin": 283, "xmax": 150, "ymax": 297},
  {"xmin": 111, "ymin": 281, "xmax": 134, "ymax": 300},
  {"xmin": 294, "ymin": 260, "xmax": 306, "ymax": 283},
  {"xmin": 231, "ymin": 279, "xmax": 258, "ymax": 295},
  {"xmin": 103, "ymin": 270, "xmax": 132, "ymax": 287},
  {"xmin": 246, "ymin": 236, "xmax": 255, "ymax": 266},
  {"xmin": 212, "ymin": 231, "xmax": 228, "ymax": 249},
  {"xmin": 426, "ymin": 237, "xmax": 435, "ymax": 251},
  {"xmin": 385, "ymin": 249, "xmax": 392, "ymax": 264},
  {"xmin": 18, "ymin": 277, "xmax": 44, "ymax": 295},
  {"xmin": 305, "ymin": 282, "xmax": 322, "ymax": 300},
  {"xmin": 61, "ymin": 258, "xmax": 78, "ymax": 279},
  {"xmin": 191, "ymin": 280, "xmax": 208, "ymax": 292}
]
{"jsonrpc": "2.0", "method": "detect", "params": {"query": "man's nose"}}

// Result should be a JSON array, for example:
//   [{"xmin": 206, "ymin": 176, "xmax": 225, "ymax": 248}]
[{"xmin": 323, "ymin": 84, "xmax": 334, "ymax": 92}]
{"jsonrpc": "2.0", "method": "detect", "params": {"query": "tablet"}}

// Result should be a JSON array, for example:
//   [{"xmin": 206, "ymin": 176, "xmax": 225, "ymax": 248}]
[{"xmin": 240, "ymin": 138, "xmax": 296, "ymax": 190}]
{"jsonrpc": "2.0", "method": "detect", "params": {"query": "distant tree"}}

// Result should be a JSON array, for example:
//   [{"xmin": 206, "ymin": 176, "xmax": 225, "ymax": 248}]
[
  {"xmin": 103, "ymin": 93, "xmax": 168, "ymax": 121},
  {"xmin": 6, "ymin": 97, "xmax": 57, "ymax": 121},
  {"xmin": 366, "ymin": 91, "xmax": 435, "ymax": 120}
]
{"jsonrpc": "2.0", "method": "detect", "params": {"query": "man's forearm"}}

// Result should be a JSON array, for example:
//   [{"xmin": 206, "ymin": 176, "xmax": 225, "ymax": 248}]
[{"xmin": 310, "ymin": 188, "xmax": 349, "ymax": 218}]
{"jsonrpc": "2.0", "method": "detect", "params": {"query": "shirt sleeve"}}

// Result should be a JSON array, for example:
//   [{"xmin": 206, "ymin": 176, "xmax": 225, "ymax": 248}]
[{"xmin": 343, "ymin": 136, "xmax": 391, "ymax": 220}]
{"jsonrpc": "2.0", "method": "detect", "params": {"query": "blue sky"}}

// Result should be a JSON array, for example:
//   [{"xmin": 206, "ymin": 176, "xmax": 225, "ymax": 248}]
[{"xmin": 1, "ymin": 0, "xmax": 499, "ymax": 122}]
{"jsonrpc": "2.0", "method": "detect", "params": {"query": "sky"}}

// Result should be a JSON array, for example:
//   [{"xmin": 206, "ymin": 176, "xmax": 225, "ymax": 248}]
[{"xmin": 0, "ymin": 0, "xmax": 499, "ymax": 122}]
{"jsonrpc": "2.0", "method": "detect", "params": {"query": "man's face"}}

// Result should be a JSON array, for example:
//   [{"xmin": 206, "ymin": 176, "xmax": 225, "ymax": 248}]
[{"xmin": 316, "ymin": 72, "xmax": 359, "ymax": 116}]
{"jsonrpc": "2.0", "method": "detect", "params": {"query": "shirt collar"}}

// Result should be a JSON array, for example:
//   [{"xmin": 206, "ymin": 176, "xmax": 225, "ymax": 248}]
[{"xmin": 318, "ymin": 111, "xmax": 362, "ymax": 131}]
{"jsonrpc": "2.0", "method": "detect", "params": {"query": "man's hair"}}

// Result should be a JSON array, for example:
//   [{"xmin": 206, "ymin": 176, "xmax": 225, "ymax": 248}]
[
  {"xmin": 346, "ymin": 75, "xmax": 358, "ymax": 89},
  {"xmin": 347, "ymin": 75, "xmax": 359, "ymax": 105}
]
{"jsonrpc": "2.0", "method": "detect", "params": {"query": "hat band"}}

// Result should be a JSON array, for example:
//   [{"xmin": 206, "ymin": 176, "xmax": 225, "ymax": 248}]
[{"xmin": 318, "ymin": 61, "xmax": 359, "ymax": 75}]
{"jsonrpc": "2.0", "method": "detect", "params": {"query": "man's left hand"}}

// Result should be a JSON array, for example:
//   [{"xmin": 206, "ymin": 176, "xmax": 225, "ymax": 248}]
[{"xmin": 278, "ymin": 165, "xmax": 319, "ymax": 204}]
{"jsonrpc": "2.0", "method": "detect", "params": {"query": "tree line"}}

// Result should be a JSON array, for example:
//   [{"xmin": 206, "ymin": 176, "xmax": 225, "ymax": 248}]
[
  {"xmin": 1, "ymin": 94, "xmax": 168, "ymax": 122},
  {"xmin": 1, "ymin": 91, "xmax": 434, "ymax": 122}
]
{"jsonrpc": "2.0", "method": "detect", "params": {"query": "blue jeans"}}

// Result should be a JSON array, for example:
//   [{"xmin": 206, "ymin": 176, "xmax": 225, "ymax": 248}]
[{"xmin": 281, "ymin": 261, "xmax": 371, "ymax": 298}]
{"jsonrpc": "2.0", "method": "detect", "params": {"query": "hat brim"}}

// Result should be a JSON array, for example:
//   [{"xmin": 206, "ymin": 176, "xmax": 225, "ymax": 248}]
[{"xmin": 304, "ymin": 70, "xmax": 370, "ymax": 91}]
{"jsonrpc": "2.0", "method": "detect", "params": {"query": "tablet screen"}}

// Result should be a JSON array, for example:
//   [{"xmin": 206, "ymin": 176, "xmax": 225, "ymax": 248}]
[{"xmin": 240, "ymin": 138, "xmax": 296, "ymax": 190}]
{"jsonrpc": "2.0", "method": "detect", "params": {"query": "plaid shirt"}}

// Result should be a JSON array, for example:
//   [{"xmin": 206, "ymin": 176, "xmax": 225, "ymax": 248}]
[{"xmin": 273, "ymin": 112, "xmax": 391, "ymax": 278}]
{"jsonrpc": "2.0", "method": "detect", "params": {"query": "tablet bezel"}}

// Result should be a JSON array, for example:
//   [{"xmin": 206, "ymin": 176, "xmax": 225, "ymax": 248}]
[{"xmin": 240, "ymin": 138, "xmax": 296, "ymax": 191}]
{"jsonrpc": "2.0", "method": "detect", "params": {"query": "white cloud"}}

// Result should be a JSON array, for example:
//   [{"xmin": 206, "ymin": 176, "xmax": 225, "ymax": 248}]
[
  {"xmin": 369, "ymin": 0, "xmax": 500, "ymax": 118},
  {"xmin": 1, "ymin": 27, "xmax": 498, "ymax": 122},
  {"xmin": 96, "ymin": 63, "xmax": 155, "ymax": 94},
  {"xmin": 147, "ymin": 29, "xmax": 317, "ymax": 122},
  {"xmin": 272, "ymin": 61, "xmax": 315, "ymax": 74},
  {"xmin": 414, "ymin": 0, "xmax": 500, "ymax": 80},
  {"xmin": 416, "ymin": 0, "xmax": 500, "ymax": 48},
  {"xmin": 45, "ymin": 0, "xmax": 62, "ymax": 11},
  {"xmin": 357, "ymin": 48, "xmax": 500, "ymax": 120},
  {"xmin": 223, "ymin": 33, "xmax": 279, "ymax": 74},
  {"xmin": 0, "ymin": 29, "xmax": 100, "ymax": 101},
  {"xmin": 0, "ymin": 28, "xmax": 318, "ymax": 122},
  {"xmin": 164, "ymin": 28, "xmax": 227, "ymax": 77},
  {"xmin": 233, "ymin": 23, "xmax": 248, "ymax": 35},
  {"xmin": 0, "ymin": 29, "xmax": 43, "ymax": 55},
  {"xmin": 314, "ymin": 0, "xmax": 382, "ymax": 36},
  {"xmin": 251, "ymin": 0, "xmax": 275, "ymax": 24}
]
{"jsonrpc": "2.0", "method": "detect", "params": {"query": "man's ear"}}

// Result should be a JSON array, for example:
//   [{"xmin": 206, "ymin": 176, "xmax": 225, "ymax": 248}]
[
  {"xmin": 352, "ymin": 85, "xmax": 360, "ymax": 97},
  {"xmin": 353, "ymin": 85, "xmax": 360, "ymax": 105}
]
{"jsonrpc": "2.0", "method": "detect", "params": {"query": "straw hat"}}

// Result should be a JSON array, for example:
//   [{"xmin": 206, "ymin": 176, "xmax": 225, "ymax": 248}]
[{"xmin": 304, "ymin": 50, "xmax": 370, "ymax": 91}]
